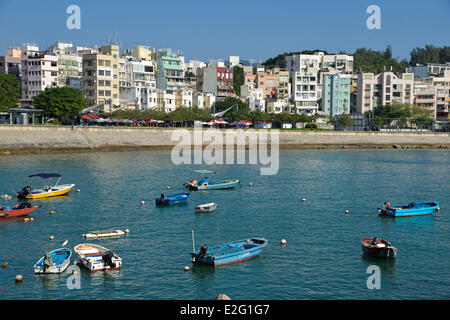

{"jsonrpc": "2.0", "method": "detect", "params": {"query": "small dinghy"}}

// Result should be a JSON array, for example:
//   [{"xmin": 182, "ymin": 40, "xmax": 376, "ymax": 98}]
[
  {"xmin": 82, "ymin": 229, "xmax": 126, "ymax": 239},
  {"xmin": 33, "ymin": 248, "xmax": 72, "ymax": 274},
  {"xmin": 155, "ymin": 192, "xmax": 190, "ymax": 206},
  {"xmin": 378, "ymin": 201, "xmax": 439, "ymax": 217},
  {"xmin": 190, "ymin": 233, "xmax": 268, "ymax": 266},
  {"xmin": 74, "ymin": 243, "xmax": 122, "ymax": 272},
  {"xmin": 183, "ymin": 170, "xmax": 240, "ymax": 191},
  {"xmin": 361, "ymin": 237, "xmax": 397, "ymax": 258},
  {"xmin": 0, "ymin": 202, "xmax": 39, "ymax": 219},
  {"xmin": 195, "ymin": 202, "xmax": 218, "ymax": 213}
]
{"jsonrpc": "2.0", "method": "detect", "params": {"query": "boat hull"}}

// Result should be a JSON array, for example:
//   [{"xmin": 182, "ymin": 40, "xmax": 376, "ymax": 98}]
[
  {"xmin": 155, "ymin": 192, "xmax": 190, "ymax": 205},
  {"xmin": 0, "ymin": 206, "xmax": 39, "ymax": 218},
  {"xmin": 361, "ymin": 238, "xmax": 397, "ymax": 258},
  {"xmin": 378, "ymin": 201, "xmax": 439, "ymax": 217},
  {"xmin": 26, "ymin": 184, "xmax": 75, "ymax": 199},
  {"xmin": 74, "ymin": 243, "xmax": 122, "ymax": 272},
  {"xmin": 195, "ymin": 203, "xmax": 217, "ymax": 213},
  {"xmin": 191, "ymin": 238, "xmax": 267, "ymax": 267},
  {"xmin": 33, "ymin": 248, "xmax": 72, "ymax": 274}
]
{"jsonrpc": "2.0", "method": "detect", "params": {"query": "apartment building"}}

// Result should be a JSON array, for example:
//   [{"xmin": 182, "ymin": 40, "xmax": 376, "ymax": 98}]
[
  {"xmin": 197, "ymin": 61, "xmax": 234, "ymax": 100},
  {"xmin": 132, "ymin": 45, "xmax": 156, "ymax": 61},
  {"xmin": 0, "ymin": 48, "xmax": 21, "ymax": 80},
  {"xmin": 356, "ymin": 71, "xmax": 414, "ymax": 114},
  {"xmin": 193, "ymin": 92, "xmax": 216, "ymax": 109},
  {"xmin": 406, "ymin": 63, "xmax": 450, "ymax": 79},
  {"xmin": 321, "ymin": 74, "xmax": 352, "ymax": 117},
  {"xmin": 414, "ymin": 81, "xmax": 438, "ymax": 119},
  {"xmin": 244, "ymin": 73, "xmax": 278, "ymax": 99},
  {"xmin": 20, "ymin": 45, "xmax": 58, "ymax": 107},
  {"xmin": 156, "ymin": 49, "xmax": 186, "ymax": 91},
  {"xmin": 119, "ymin": 56, "xmax": 157, "ymax": 110},
  {"xmin": 266, "ymin": 67, "xmax": 290, "ymax": 100},
  {"xmin": 82, "ymin": 45, "xmax": 120, "ymax": 111},
  {"xmin": 431, "ymin": 70, "xmax": 450, "ymax": 119}
]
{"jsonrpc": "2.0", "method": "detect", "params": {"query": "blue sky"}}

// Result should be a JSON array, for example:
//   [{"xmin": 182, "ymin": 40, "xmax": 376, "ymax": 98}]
[{"xmin": 0, "ymin": 0, "xmax": 449, "ymax": 62}]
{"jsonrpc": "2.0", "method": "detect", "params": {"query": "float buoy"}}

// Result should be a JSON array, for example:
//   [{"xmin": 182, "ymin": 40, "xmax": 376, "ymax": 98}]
[
  {"xmin": 140, "ymin": 201, "xmax": 145, "ymax": 206},
  {"xmin": 249, "ymin": 183, "xmax": 253, "ymax": 187},
  {"xmin": 49, "ymin": 236, "xmax": 54, "ymax": 241},
  {"xmin": 281, "ymin": 239, "xmax": 287, "ymax": 245},
  {"xmin": 124, "ymin": 229, "xmax": 130, "ymax": 234},
  {"xmin": 184, "ymin": 266, "xmax": 190, "ymax": 272},
  {"xmin": 301, "ymin": 198, "xmax": 306, "ymax": 202},
  {"xmin": 15, "ymin": 275, "xmax": 23, "ymax": 282},
  {"xmin": 345, "ymin": 210, "xmax": 349, "ymax": 215},
  {"xmin": 72, "ymin": 270, "xmax": 77, "ymax": 275},
  {"xmin": 24, "ymin": 218, "xmax": 30, "ymax": 222},
  {"xmin": 49, "ymin": 211, "xmax": 56, "ymax": 215},
  {"xmin": 76, "ymin": 189, "xmax": 80, "ymax": 193},
  {"xmin": 167, "ymin": 187, "xmax": 171, "ymax": 190},
  {"xmin": 2, "ymin": 262, "xmax": 8, "ymax": 268}
]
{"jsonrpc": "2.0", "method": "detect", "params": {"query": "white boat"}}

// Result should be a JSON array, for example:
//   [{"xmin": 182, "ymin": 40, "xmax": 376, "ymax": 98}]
[
  {"xmin": 33, "ymin": 248, "xmax": 72, "ymax": 274},
  {"xmin": 82, "ymin": 229, "xmax": 125, "ymax": 239},
  {"xmin": 195, "ymin": 202, "xmax": 218, "ymax": 213},
  {"xmin": 74, "ymin": 243, "xmax": 122, "ymax": 272}
]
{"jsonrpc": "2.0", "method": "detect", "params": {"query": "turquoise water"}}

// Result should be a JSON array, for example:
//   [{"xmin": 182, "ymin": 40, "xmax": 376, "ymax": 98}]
[{"xmin": 0, "ymin": 149, "xmax": 449, "ymax": 300}]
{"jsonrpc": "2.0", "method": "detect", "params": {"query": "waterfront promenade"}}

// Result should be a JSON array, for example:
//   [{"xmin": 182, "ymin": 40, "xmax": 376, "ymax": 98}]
[{"xmin": 0, "ymin": 125, "xmax": 449, "ymax": 154}]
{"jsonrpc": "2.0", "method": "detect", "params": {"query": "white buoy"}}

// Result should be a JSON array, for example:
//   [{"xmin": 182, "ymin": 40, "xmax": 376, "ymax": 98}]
[
  {"xmin": 167, "ymin": 186, "xmax": 171, "ymax": 190},
  {"xmin": 345, "ymin": 210, "xmax": 349, "ymax": 215},
  {"xmin": 49, "ymin": 236, "xmax": 54, "ymax": 241},
  {"xmin": 24, "ymin": 218, "xmax": 30, "ymax": 222},
  {"xmin": 15, "ymin": 275, "xmax": 23, "ymax": 282},
  {"xmin": 30, "ymin": 217, "xmax": 34, "ymax": 221},
  {"xmin": 301, "ymin": 198, "xmax": 306, "ymax": 202},
  {"xmin": 124, "ymin": 229, "xmax": 130, "ymax": 234},
  {"xmin": 249, "ymin": 183, "xmax": 253, "ymax": 187},
  {"xmin": 140, "ymin": 201, "xmax": 145, "ymax": 206},
  {"xmin": 76, "ymin": 189, "xmax": 80, "ymax": 193},
  {"xmin": 49, "ymin": 210, "xmax": 56, "ymax": 215},
  {"xmin": 184, "ymin": 266, "xmax": 190, "ymax": 272},
  {"xmin": 281, "ymin": 239, "xmax": 287, "ymax": 245}
]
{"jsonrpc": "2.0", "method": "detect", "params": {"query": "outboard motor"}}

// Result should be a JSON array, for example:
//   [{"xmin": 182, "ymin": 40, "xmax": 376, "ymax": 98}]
[
  {"xmin": 17, "ymin": 186, "xmax": 32, "ymax": 199},
  {"xmin": 43, "ymin": 252, "xmax": 53, "ymax": 272},
  {"xmin": 101, "ymin": 251, "xmax": 116, "ymax": 269}
]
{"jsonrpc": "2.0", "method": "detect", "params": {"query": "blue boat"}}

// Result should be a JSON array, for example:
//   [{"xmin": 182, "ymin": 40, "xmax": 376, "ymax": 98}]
[
  {"xmin": 33, "ymin": 248, "xmax": 72, "ymax": 274},
  {"xmin": 155, "ymin": 192, "xmax": 190, "ymax": 205},
  {"xmin": 183, "ymin": 170, "xmax": 240, "ymax": 190},
  {"xmin": 378, "ymin": 201, "xmax": 440, "ymax": 217},
  {"xmin": 190, "ymin": 237, "xmax": 268, "ymax": 267}
]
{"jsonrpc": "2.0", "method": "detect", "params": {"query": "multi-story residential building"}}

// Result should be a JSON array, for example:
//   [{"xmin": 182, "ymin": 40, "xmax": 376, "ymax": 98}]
[
  {"xmin": 228, "ymin": 56, "xmax": 240, "ymax": 68},
  {"xmin": 0, "ymin": 48, "xmax": 21, "ymax": 80},
  {"xmin": 20, "ymin": 45, "xmax": 58, "ymax": 107},
  {"xmin": 119, "ymin": 56, "xmax": 157, "ymax": 110},
  {"xmin": 431, "ymin": 70, "xmax": 450, "ymax": 119},
  {"xmin": 406, "ymin": 63, "xmax": 450, "ymax": 79},
  {"xmin": 185, "ymin": 60, "xmax": 206, "ymax": 76},
  {"xmin": 267, "ymin": 67, "xmax": 290, "ymax": 100},
  {"xmin": 157, "ymin": 90, "xmax": 176, "ymax": 112},
  {"xmin": 132, "ymin": 45, "xmax": 156, "ymax": 61},
  {"xmin": 322, "ymin": 54, "xmax": 354, "ymax": 73},
  {"xmin": 414, "ymin": 81, "xmax": 438, "ymax": 119},
  {"xmin": 175, "ymin": 89, "xmax": 193, "ymax": 108},
  {"xmin": 356, "ymin": 71, "xmax": 414, "ymax": 114},
  {"xmin": 291, "ymin": 71, "xmax": 319, "ymax": 114},
  {"xmin": 197, "ymin": 61, "xmax": 234, "ymax": 100},
  {"xmin": 156, "ymin": 49, "xmax": 186, "ymax": 91},
  {"xmin": 266, "ymin": 99, "xmax": 292, "ymax": 114},
  {"xmin": 193, "ymin": 92, "xmax": 216, "ymax": 109},
  {"xmin": 240, "ymin": 83, "xmax": 264, "ymax": 101},
  {"xmin": 243, "ymin": 73, "xmax": 278, "ymax": 99},
  {"xmin": 321, "ymin": 74, "xmax": 352, "ymax": 117},
  {"xmin": 57, "ymin": 54, "xmax": 82, "ymax": 89},
  {"xmin": 82, "ymin": 45, "xmax": 120, "ymax": 111}
]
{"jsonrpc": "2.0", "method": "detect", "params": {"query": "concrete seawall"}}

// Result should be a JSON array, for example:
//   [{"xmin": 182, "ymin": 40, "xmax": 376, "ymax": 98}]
[{"xmin": 0, "ymin": 125, "xmax": 449, "ymax": 154}]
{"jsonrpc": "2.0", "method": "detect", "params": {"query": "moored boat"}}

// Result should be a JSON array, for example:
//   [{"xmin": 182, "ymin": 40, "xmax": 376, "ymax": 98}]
[
  {"xmin": 361, "ymin": 237, "xmax": 397, "ymax": 258},
  {"xmin": 16, "ymin": 173, "xmax": 75, "ymax": 200},
  {"xmin": 0, "ymin": 202, "xmax": 39, "ymax": 219},
  {"xmin": 74, "ymin": 243, "xmax": 122, "ymax": 272},
  {"xmin": 82, "ymin": 229, "xmax": 126, "ymax": 239},
  {"xmin": 190, "ymin": 237, "xmax": 268, "ymax": 267},
  {"xmin": 184, "ymin": 170, "xmax": 240, "ymax": 191},
  {"xmin": 195, "ymin": 202, "xmax": 218, "ymax": 213},
  {"xmin": 378, "ymin": 201, "xmax": 439, "ymax": 217},
  {"xmin": 33, "ymin": 248, "xmax": 72, "ymax": 274},
  {"xmin": 155, "ymin": 192, "xmax": 190, "ymax": 205}
]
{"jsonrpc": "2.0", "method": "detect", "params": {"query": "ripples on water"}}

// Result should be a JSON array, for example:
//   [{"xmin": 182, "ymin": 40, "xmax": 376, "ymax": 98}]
[{"xmin": 0, "ymin": 149, "xmax": 449, "ymax": 299}]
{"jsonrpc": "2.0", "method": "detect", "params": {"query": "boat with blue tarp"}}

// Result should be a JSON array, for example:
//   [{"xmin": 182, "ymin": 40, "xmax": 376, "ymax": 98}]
[
  {"xmin": 378, "ymin": 201, "xmax": 440, "ymax": 217},
  {"xmin": 33, "ymin": 248, "xmax": 72, "ymax": 274},
  {"xmin": 190, "ymin": 234, "xmax": 268, "ymax": 266},
  {"xmin": 155, "ymin": 192, "xmax": 191, "ymax": 205},
  {"xmin": 183, "ymin": 170, "xmax": 240, "ymax": 190}
]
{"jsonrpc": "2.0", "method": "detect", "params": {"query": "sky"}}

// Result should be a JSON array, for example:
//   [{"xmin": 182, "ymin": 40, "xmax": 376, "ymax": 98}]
[{"xmin": 0, "ymin": 0, "xmax": 449, "ymax": 63}]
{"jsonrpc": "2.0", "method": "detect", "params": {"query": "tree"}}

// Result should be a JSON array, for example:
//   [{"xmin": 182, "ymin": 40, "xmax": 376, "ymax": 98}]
[
  {"xmin": 410, "ymin": 45, "xmax": 450, "ymax": 65},
  {"xmin": 33, "ymin": 87, "xmax": 87, "ymax": 122},
  {"xmin": 233, "ymin": 66, "xmax": 244, "ymax": 96},
  {"xmin": 262, "ymin": 49, "xmax": 330, "ymax": 69},
  {"xmin": 0, "ymin": 73, "xmax": 21, "ymax": 110},
  {"xmin": 353, "ymin": 46, "xmax": 407, "ymax": 74},
  {"xmin": 337, "ymin": 114, "xmax": 355, "ymax": 127},
  {"xmin": 213, "ymin": 97, "xmax": 248, "ymax": 113}
]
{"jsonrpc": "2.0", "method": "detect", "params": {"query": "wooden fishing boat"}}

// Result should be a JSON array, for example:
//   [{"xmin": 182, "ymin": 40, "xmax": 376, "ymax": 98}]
[
  {"xmin": 16, "ymin": 173, "xmax": 75, "ymax": 200},
  {"xmin": 378, "ymin": 201, "xmax": 439, "ymax": 217},
  {"xmin": 82, "ymin": 229, "xmax": 126, "ymax": 239},
  {"xmin": 74, "ymin": 243, "xmax": 122, "ymax": 272},
  {"xmin": 184, "ymin": 170, "xmax": 240, "ymax": 191},
  {"xmin": 0, "ymin": 202, "xmax": 39, "ymax": 219},
  {"xmin": 155, "ymin": 192, "xmax": 190, "ymax": 205},
  {"xmin": 195, "ymin": 202, "xmax": 218, "ymax": 213},
  {"xmin": 361, "ymin": 237, "xmax": 397, "ymax": 258},
  {"xmin": 33, "ymin": 248, "xmax": 72, "ymax": 274},
  {"xmin": 190, "ymin": 236, "xmax": 268, "ymax": 267}
]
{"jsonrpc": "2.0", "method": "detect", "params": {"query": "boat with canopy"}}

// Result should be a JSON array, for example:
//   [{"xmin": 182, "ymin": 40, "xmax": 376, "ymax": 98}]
[
  {"xmin": 16, "ymin": 173, "xmax": 75, "ymax": 200},
  {"xmin": 183, "ymin": 170, "xmax": 240, "ymax": 191}
]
